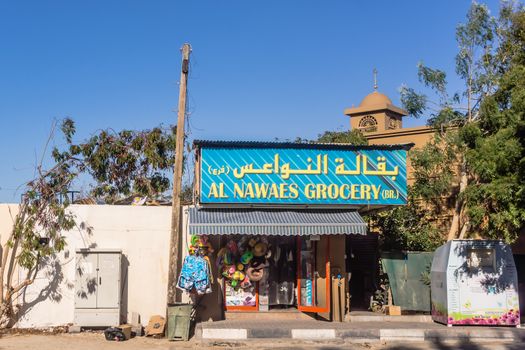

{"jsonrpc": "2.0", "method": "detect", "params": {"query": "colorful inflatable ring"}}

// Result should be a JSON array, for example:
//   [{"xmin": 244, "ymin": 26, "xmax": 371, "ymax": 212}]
[{"xmin": 246, "ymin": 267, "xmax": 264, "ymax": 282}]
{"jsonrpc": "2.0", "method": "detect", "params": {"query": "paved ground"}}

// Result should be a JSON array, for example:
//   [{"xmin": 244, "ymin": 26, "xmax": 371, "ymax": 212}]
[
  {"xmin": 0, "ymin": 333, "xmax": 171, "ymax": 350},
  {"xmin": 1, "ymin": 319, "xmax": 524, "ymax": 349},
  {"xmin": 196, "ymin": 319, "xmax": 525, "ymax": 343},
  {"xmin": 1, "ymin": 333, "xmax": 525, "ymax": 350}
]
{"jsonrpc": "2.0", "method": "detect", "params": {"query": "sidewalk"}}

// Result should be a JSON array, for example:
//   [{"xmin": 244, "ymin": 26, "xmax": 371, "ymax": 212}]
[
  {"xmin": 1, "ymin": 324, "xmax": 524, "ymax": 350},
  {"xmin": 195, "ymin": 319, "xmax": 525, "ymax": 343}
]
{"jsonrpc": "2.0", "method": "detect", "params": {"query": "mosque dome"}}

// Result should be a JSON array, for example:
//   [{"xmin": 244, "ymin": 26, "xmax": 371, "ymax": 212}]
[{"xmin": 359, "ymin": 91, "xmax": 392, "ymax": 107}]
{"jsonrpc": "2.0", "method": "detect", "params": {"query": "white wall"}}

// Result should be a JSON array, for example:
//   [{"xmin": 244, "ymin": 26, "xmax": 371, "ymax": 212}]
[{"xmin": 0, "ymin": 204, "xmax": 172, "ymax": 328}]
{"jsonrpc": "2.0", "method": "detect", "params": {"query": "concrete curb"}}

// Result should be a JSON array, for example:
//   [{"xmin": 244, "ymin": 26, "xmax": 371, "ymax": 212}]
[
  {"xmin": 248, "ymin": 328, "xmax": 291, "ymax": 338},
  {"xmin": 291, "ymin": 329, "xmax": 336, "ymax": 339},
  {"xmin": 196, "ymin": 326, "xmax": 524, "ymax": 342},
  {"xmin": 336, "ymin": 329, "xmax": 380, "ymax": 340},
  {"xmin": 201, "ymin": 328, "xmax": 247, "ymax": 340}
]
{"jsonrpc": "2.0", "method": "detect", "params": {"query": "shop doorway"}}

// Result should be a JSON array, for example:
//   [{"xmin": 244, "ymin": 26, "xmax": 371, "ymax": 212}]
[
  {"xmin": 219, "ymin": 235, "xmax": 297, "ymax": 311},
  {"xmin": 267, "ymin": 236, "xmax": 297, "ymax": 310},
  {"xmin": 346, "ymin": 234, "xmax": 379, "ymax": 311},
  {"xmin": 297, "ymin": 236, "xmax": 330, "ymax": 313},
  {"xmin": 218, "ymin": 235, "xmax": 330, "ymax": 314}
]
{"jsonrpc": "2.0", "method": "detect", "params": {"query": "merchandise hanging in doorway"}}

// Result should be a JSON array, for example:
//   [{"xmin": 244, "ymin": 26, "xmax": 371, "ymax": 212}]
[
  {"xmin": 177, "ymin": 235, "xmax": 214, "ymax": 295},
  {"xmin": 217, "ymin": 236, "xmax": 271, "ymax": 289}
]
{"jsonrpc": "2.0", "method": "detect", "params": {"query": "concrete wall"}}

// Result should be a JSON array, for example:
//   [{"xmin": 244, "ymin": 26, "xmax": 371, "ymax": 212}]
[{"xmin": 0, "ymin": 204, "xmax": 172, "ymax": 328}]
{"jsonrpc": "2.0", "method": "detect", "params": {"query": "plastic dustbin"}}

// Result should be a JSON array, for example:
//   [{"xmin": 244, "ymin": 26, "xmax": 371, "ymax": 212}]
[{"xmin": 167, "ymin": 303, "xmax": 193, "ymax": 341}]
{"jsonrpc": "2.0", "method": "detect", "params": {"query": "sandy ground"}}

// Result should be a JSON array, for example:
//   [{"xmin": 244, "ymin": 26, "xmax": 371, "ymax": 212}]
[
  {"xmin": 1, "ymin": 333, "xmax": 525, "ymax": 350},
  {"xmin": 0, "ymin": 333, "xmax": 178, "ymax": 350}
]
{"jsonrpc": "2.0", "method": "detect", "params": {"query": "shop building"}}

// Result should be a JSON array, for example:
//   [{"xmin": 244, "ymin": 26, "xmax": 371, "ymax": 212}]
[{"xmin": 180, "ymin": 140, "xmax": 412, "ymax": 322}]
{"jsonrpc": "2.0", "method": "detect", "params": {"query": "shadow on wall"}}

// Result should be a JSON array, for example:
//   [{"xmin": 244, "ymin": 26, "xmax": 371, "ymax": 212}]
[
  {"xmin": 16, "ymin": 255, "xmax": 73, "ymax": 326},
  {"xmin": 512, "ymin": 254, "xmax": 525, "ymax": 320},
  {"xmin": 120, "ymin": 255, "xmax": 130, "ymax": 323},
  {"xmin": 452, "ymin": 242, "xmax": 517, "ymax": 294},
  {"xmin": 12, "ymin": 221, "xmax": 97, "ymax": 326}
]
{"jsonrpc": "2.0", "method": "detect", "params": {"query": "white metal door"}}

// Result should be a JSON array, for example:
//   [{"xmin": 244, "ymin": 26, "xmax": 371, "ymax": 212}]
[
  {"xmin": 96, "ymin": 253, "xmax": 121, "ymax": 308},
  {"xmin": 75, "ymin": 253, "xmax": 98, "ymax": 308}
]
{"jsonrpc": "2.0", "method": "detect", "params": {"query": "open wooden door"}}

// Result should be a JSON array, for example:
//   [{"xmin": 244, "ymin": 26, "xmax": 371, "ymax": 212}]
[{"xmin": 297, "ymin": 236, "xmax": 330, "ymax": 314}]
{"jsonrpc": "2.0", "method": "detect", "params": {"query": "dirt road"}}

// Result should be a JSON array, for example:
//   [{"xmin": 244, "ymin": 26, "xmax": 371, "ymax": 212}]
[{"xmin": 1, "ymin": 333, "xmax": 524, "ymax": 350}]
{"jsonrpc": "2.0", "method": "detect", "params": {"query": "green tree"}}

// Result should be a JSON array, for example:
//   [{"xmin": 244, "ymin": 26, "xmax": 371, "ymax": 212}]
[
  {"xmin": 1, "ymin": 119, "xmax": 180, "ymax": 327},
  {"xmin": 373, "ymin": 201, "xmax": 444, "ymax": 252},
  {"xmin": 1, "ymin": 122, "xmax": 85, "ymax": 327},
  {"xmin": 400, "ymin": 1, "xmax": 525, "ymax": 242},
  {"xmin": 55, "ymin": 119, "xmax": 177, "ymax": 204},
  {"xmin": 316, "ymin": 129, "xmax": 367, "ymax": 145}
]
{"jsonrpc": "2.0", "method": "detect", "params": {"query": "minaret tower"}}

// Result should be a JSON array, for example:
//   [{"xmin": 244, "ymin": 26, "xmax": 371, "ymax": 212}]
[{"xmin": 344, "ymin": 69, "xmax": 408, "ymax": 133}]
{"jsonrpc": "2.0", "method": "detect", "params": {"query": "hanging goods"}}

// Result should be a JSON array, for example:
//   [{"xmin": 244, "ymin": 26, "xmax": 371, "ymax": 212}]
[
  {"xmin": 240, "ymin": 251, "xmax": 253, "ymax": 265},
  {"xmin": 177, "ymin": 255, "xmax": 210, "ymax": 294},
  {"xmin": 246, "ymin": 266, "xmax": 264, "ymax": 282},
  {"xmin": 253, "ymin": 242, "xmax": 268, "ymax": 257}
]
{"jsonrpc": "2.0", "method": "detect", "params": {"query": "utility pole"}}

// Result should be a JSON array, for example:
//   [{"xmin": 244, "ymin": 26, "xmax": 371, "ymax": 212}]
[{"xmin": 167, "ymin": 43, "xmax": 191, "ymax": 305}]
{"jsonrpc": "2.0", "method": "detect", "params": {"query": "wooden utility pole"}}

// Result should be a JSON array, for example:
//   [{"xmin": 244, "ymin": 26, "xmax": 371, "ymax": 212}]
[{"xmin": 167, "ymin": 43, "xmax": 191, "ymax": 305}]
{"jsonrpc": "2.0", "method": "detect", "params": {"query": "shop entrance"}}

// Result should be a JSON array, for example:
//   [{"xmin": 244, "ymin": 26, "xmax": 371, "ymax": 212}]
[
  {"xmin": 267, "ymin": 236, "xmax": 297, "ymax": 310},
  {"xmin": 218, "ymin": 235, "xmax": 330, "ymax": 314},
  {"xmin": 346, "ymin": 234, "xmax": 379, "ymax": 311},
  {"xmin": 297, "ymin": 236, "xmax": 330, "ymax": 313}
]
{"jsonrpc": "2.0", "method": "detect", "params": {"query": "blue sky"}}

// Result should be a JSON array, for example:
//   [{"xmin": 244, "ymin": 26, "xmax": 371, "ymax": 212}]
[{"xmin": 0, "ymin": 0, "xmax": 501, "ymax": 202}]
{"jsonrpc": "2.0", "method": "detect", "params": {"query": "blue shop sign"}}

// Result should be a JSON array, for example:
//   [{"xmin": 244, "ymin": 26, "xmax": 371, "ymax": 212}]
[{"xmin": 198, "ymin": 145, "xmax": 408, "ymax": 206}]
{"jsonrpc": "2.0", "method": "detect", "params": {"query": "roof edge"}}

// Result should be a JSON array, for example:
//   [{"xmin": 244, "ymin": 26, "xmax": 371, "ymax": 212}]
[
  {"xmin": 193, "ymin": 139, "xmax": 415, "ymax": 151},
  {"xmin": 344, "ymin": 103, "xmax": 408, "ymax": 116}
]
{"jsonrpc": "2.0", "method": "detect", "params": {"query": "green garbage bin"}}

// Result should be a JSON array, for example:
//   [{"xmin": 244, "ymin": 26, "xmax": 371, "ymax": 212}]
[{"xmin": 167, "ymin": 303, "xmax": 193, "ymax": 341}]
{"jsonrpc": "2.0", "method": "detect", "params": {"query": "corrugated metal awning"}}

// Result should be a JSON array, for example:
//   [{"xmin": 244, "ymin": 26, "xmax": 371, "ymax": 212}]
[{"xmin": 188, "ymin": 208, "xmax": 367, "ymax": 236}]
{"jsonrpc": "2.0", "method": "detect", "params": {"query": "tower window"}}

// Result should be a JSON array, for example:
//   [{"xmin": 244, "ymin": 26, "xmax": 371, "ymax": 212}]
[
  {"xmin": 388, "ymin": 117, "xmax": 400, "ymax": 129},
  {"xmin": 358, "ymin": 115, "xmax": 378, "ymax": 131}
]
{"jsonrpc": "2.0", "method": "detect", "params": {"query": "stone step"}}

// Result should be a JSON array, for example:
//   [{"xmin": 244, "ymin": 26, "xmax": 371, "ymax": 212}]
[
  {"xmin": 225, "ymin": 310, "xmax": 314, "ymax": 321},
  {"xmin": 195, "ymin": 320, "xmax": 525, "ymax": 343},
  {"xmin": 346, "ymin": 314, "xmax": 433, "ymax": 322}
]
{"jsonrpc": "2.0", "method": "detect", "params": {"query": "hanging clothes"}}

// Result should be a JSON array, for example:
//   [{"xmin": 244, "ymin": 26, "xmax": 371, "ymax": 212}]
[
  {"xmin": 269, "ymin": 244, "xmax": 296, "ymax": 306},
  {"xmin": 177, "ymin": 255, "xmax": 211, "ymax": 295}
]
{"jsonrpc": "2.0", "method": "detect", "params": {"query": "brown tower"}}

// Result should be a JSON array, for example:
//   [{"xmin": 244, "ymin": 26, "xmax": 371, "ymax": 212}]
[{"xmin": 344, "ymin": 90, "xmax": 408, "ymax": 133}]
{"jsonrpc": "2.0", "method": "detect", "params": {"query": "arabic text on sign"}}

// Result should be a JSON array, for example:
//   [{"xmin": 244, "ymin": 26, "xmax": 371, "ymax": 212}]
[{"xmin": 230, "ymin": 153, "xmax": 398, "ymax": 180}]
